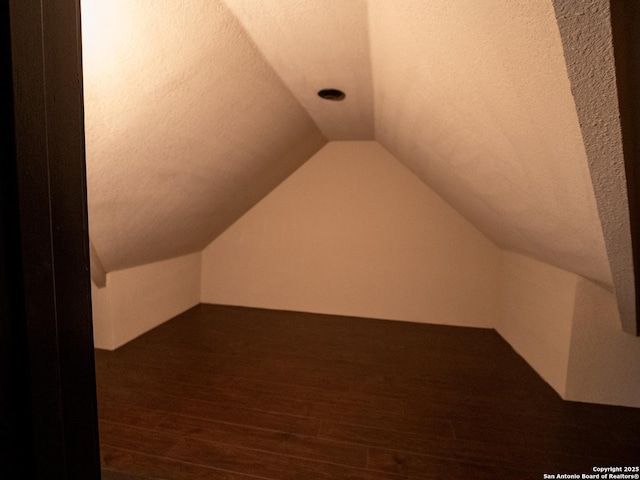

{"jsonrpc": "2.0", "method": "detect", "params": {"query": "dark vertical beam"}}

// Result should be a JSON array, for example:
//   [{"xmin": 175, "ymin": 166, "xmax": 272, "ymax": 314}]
[
  {"xmin": 0, "ymin": 0, "xmax": 37, "ymax": 476},
  {"xmin": 6, "ymin": 0, "xmax": 101, "ymax": 477},
  {"xmin": 610, "ymin": 0, "xmax": 640, "ymax": 335}
]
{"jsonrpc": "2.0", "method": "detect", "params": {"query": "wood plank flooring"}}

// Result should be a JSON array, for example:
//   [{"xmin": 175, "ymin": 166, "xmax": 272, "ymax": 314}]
[{"xmin": 95, "ymin": 304, "xmax": 640, "ymax": 479}]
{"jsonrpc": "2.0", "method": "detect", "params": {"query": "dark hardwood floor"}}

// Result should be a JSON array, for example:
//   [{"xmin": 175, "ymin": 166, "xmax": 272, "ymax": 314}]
[{"xmin": 95, "ymin": 304, "xmax": 640, "ymax": 479}]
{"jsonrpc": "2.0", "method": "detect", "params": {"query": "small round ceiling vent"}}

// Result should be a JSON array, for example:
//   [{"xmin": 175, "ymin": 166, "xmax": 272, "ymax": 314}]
[{"xmin": 318, "ymin": 89, "xmax": 346, "ymax": 101}]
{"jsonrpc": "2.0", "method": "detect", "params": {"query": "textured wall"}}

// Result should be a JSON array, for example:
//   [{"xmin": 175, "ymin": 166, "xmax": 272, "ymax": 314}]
[
  {"xmin": 201, "ymin": 142, "xmax": 500, "ymax": 327},
  {"xmin": 552, "ymin": 0, "xmax": 635, "ymax": 334},
  {"xmin": 92, "ymin": 253, "xmax": 201, "ymax": 350}
]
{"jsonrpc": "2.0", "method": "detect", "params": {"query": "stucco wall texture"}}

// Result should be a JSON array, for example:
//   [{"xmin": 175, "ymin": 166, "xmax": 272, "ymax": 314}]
[
  {"xmin": 82, "ymin": 1, "xmax": 639, "ymax": 407},
  {"xmin": 82, "ymin": 0, "xmax": 326, "ymax": 273},
  {"xmin": 552, "ymin": 0, "xmax": 635, "ymax": 333}
]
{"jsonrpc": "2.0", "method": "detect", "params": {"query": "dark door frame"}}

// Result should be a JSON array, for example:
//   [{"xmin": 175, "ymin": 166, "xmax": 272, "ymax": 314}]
[{"xmin": 2, "ymin": 0, "xmax": 101, "ymax": 477}]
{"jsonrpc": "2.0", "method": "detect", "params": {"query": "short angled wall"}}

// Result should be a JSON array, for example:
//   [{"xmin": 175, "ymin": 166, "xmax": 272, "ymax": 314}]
[
  {"xmin": 565, "ymin": 278, "xmax": 640, "ymax": 408},
  {"xmin": 496, "ymin": 251, "xmax": 578, "ymax": 396},
  {"xmin": 91, "ymin": 279, "xmax": 114, "ymax": 349},
  {"xmin": 91, "ymin": 252, "xmax": 201, "ymax": 350},
  {"xmin": 497, "ymin": 250, "xmax": 640, "ymax": 408}
]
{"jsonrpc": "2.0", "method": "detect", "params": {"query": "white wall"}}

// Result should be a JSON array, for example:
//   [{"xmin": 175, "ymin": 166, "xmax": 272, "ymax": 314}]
[
  {"xmin": 91, "ymin": 280, "xmax": 113, "ymax": 349},
  {"xmin": 496, "ymin": 251, "xmax": 578, "ymax": 396},
  {"xmin": 92, "ymin": 252, "xmax": 201, "ymax": 350},
  {"xmin": 201, "ymin": 141, "xmax": 500, "ymax": 327},
  {"xmin": 565, "ymin": 278, "xmax": 640, "ymax": 408}
]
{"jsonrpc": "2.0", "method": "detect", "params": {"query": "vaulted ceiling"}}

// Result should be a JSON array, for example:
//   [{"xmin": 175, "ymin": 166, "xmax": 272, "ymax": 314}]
[{"xmin": 81, "ymin": 0, "xmax": 632, "ymax": 329}]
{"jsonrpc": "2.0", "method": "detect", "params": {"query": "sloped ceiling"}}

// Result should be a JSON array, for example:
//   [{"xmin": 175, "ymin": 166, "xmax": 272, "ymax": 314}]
[
  {"xmin": 82, "ymin": 1, "xmax": 622, "ymax": 291},
  {"xmin": 82, "ymin": 0, "xmax": 326, "ymax": 272}
]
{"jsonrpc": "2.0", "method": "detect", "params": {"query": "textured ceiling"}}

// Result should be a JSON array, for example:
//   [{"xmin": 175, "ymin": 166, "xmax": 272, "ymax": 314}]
[
  {"xmin": 82, "ymin": 0, "xmax": 618, "ymax": 290},
  {"xmin": 224, "ymin": 0, "xmax": 374, "ymax": 140},
  {"xmin": 368, "ymin": 0, "xmax": 611, "ymax": 286},
  {"xmin": 82, "ymin": 0, "xmax": 326, "ymax": 271}
]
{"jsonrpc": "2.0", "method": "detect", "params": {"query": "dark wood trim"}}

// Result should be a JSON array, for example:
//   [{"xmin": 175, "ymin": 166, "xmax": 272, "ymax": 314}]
[
  {"xmin": 3, "ymin": 0, "xmax": 101, "ymax": 477},
  {"xmin": 610, "ymin": 0, "xmax": 640, "ymax": 335},
  {"xmin": 0, "ymin": 1, "xmax": 36, "ymax": 476}
]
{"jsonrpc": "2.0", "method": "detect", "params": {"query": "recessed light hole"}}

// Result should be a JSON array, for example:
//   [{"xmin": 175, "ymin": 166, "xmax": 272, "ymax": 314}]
[{"xmin": 318, "ymin": 89, "xmax": 346, "ymax": 101}]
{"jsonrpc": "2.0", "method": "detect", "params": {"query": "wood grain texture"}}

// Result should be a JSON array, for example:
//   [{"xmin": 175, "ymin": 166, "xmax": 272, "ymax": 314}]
[{"xmin": 97, "ymin": 304, "xmax": 640, "ymax": 479}]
